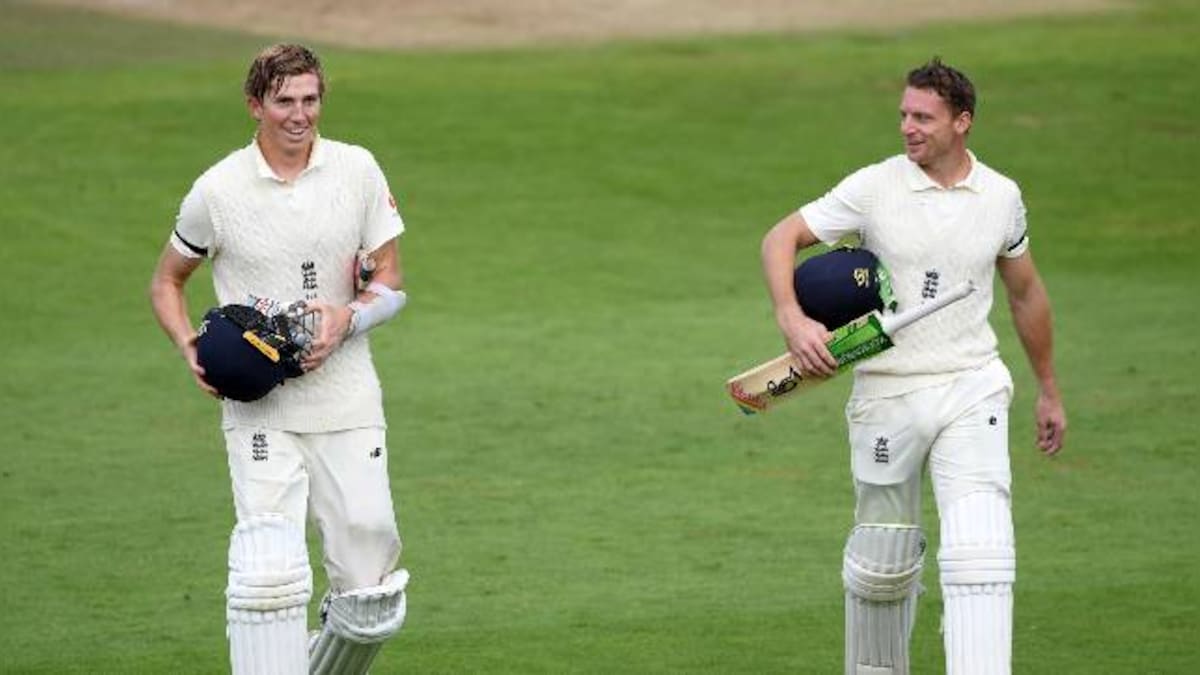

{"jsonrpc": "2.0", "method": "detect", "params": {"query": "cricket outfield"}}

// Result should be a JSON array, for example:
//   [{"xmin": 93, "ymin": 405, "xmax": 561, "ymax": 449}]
[{"xmin": 0, "ymin": 0, "xmax": 1197, "ymax": 671}]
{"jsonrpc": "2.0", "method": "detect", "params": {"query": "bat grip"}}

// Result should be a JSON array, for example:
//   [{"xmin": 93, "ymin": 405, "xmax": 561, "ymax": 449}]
[{"xmin": 878, "ymin": 280, "xmax": 975, "ymax": 334}]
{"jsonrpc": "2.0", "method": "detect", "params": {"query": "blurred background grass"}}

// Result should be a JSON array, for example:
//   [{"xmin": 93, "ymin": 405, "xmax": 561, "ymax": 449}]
[{"xmin": 1, "ymin": 0, "xmax": 1197, "ymax": 671}]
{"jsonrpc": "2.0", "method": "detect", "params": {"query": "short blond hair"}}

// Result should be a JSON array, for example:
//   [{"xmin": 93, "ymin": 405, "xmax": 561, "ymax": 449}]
[{"xmin": 243, "ymin": 43, "xmax": 325, "ymax": 101}]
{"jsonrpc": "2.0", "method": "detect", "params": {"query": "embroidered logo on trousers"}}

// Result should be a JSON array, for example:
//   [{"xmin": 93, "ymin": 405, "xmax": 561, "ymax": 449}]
[
  {"xmin": 251, "ymin": 433, "xmax": 269, "ymax": 462},
  {"xmin": 873, "ymin": 436, "xmax": 890, "ymax": 464}
]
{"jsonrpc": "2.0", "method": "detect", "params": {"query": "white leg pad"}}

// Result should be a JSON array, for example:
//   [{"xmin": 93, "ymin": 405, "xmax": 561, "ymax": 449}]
[
  {"xmin": 309, "ymin": 569, "xmax": 409, "ymax": 675},
  {"xmin": 227, "ymin": 514, "xmax": 312, "ymax": 675},
  {"xmin": 843, "ymin": 524, "xmax": 926, "ymax": 675},
  {"xmin": 938, "ymin": 491, "xmax": 1015, "ymax": 675}
]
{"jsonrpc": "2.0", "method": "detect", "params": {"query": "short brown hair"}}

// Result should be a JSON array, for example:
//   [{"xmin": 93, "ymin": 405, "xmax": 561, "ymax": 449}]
[
  {"xmin": 906, "ymin": 58, "xmax": 975, "ymax": 117},
  {"xmin": 243, "ymin": 43, "xmax": 325, "ymax": 101}
]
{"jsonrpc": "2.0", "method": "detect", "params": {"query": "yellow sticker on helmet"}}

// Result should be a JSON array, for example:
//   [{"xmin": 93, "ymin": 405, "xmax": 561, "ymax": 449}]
[{"xmin": 242, "ymin": 331, "xmax": 280, "ymax": 362}]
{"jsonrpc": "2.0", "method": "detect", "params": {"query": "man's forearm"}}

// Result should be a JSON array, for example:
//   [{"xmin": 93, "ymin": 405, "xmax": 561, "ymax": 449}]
[
  {"xmin": 763, "ymin": 235, "xmax": 801, "ymax": 319},
  {"xmin": 149, "ymin": 276, "xmax": 196, "ymax": 351},
  {"xmin": 346, "ymin": 244, "xmax": 406, "ymax": 338},
  {"xmin": 1009, "ymin": 279, "xmax": 1059, "ymax": 395},
  {"xmin": 761, "ymin": 212, "xmax": 818, "ymax": 323}
]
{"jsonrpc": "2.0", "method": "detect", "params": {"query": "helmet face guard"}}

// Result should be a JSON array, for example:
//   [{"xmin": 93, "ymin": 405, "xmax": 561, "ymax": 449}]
[
  {"xmin": 793, "ymin": 247, "xmax": 897, "ymax": 329},
  {"xmin": 195, "ymin": 303, "xmax": 310, "ymax": 402}
]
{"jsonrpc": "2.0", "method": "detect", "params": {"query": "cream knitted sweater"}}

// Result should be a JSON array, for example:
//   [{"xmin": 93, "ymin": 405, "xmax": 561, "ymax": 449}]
[
  {"xmin": 182, "ymin": 137, "xmax": 404, "ymax": 431},
  {"xmin": 800, "ymin": 152, "xmax": 1028, "ymax": 398}
]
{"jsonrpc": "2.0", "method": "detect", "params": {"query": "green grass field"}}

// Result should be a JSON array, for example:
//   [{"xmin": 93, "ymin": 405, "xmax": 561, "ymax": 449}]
[{"xmin": 2, "ymin": 0, "xmax": 1198, "ymax": 671}]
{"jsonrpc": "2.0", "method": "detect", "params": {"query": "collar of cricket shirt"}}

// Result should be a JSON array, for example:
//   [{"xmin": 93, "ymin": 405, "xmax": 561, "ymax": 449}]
[
  {"xmin": 904, "ymin": 149, "xmax": 984, "ymax": 193},
  {"xmin": 250, "ymin": 133, "xmax": 327, "ymax": 183}
]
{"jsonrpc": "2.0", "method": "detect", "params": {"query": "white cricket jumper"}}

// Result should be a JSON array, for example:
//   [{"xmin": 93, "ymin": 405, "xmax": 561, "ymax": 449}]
[
  {"xmin": 800, "ymin": 151, "xmax": 1028, "ymax": 399},
  {"xmin": 173, "ymin": 137, "xmax": 404, "ymax": 432}
]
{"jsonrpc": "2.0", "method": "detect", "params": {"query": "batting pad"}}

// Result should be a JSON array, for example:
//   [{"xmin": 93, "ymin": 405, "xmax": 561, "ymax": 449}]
[
  {"xmin": 309, "ymin": 568, "xmax": 409, "ymax": 675},
  {"xmin": 938, "ymin": 491, "xmax": 1015, "ymax": 675},
  {"xmin": 843, "ymin": 524, "xmax": 926, "ymax": 675},
  {"xmin": 226, "ymin": 514, "xmax": 312, "ymax": 675}
]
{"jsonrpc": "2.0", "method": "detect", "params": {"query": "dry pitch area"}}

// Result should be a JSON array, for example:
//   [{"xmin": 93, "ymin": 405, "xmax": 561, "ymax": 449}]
[{"xmin": 34, "ymin": 0, "xmax": 1118, "ymax": 51}]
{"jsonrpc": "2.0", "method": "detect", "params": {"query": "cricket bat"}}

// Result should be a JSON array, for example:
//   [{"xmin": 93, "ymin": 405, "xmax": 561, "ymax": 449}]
[{"xmin": 726, "ymin": 281, "xmax": 976, "ymax": 415}]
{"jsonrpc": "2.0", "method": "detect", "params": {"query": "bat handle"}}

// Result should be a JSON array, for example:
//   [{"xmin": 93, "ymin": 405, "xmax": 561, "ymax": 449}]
[
  {"xmin": 878, "ymin": 280, "xmax": 976, "ymax": 334},
  {"xmin": 935, "ymin": 279, "xmax": 975, "ymax": 307}
]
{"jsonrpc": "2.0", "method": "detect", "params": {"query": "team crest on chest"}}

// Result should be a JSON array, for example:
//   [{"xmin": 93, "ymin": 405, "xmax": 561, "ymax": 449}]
[
  {"xmin": 301, "ymin": 260, "xmax": 318, "ymax": 300},
  {"xmin": 922, "ymin": 270, "xmax": 940, "ymax": 299}
]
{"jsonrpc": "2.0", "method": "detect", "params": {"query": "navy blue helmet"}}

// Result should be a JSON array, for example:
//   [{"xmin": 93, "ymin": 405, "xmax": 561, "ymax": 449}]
[
  {"xmin": 195, "ymin": 304, "xmax": 307, "ymax": 402},
  {"xmin": 793, "ymin": 247, "xmax": 897, "ymax": 329}
]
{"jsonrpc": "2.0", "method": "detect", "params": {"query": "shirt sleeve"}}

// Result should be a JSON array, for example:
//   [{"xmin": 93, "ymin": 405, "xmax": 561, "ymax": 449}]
[
  {"xmin": 1001, "ymin": 192, "xmax": 1030, "ymax": 259},
  {"xmin": 798, "ymin": 164, "xmax": 877, "ymax": 245},
  {"xmin": 170, "ymin": 185, "xmax": 214, "ymax": 259},
  {"xmin": 362, "ymin": 157, "xmax": 405, "ymax": 253}
]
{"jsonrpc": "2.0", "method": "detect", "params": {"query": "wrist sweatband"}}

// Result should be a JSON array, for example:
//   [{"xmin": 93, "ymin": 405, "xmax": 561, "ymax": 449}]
[{"xmin": 347, "ymin": 282, "xmax": 407, "ymax": 338}]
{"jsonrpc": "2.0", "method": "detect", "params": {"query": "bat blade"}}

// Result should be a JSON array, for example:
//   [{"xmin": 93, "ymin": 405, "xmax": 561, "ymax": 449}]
[
  {"xmin": 726, "ymin": 281, "xmax": 976, "ymax": 415},
  {"xmin": 726, "ymin": 352, "xmax": 824, "ymax": 414},
  {"xmin": 726, "ymin": 312, "xmax": 884, "ymax": 414}
]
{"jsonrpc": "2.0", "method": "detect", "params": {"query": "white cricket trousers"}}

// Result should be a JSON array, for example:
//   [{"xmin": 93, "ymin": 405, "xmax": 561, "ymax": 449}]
[
  {"xmin": 845, "ymin": 358, "xmax": 1014, "ymax": 525},
  {"xmin": 846, "ymin": 358, "xmax": 1017, "ymax": 674},
  {"xmin": 224, "ymin": 426, "xmax": 401, "ymax": 593}
]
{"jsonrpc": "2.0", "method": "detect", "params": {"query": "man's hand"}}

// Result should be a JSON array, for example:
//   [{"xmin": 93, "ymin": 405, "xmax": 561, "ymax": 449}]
[
  {"xmin": 301, "ymin": 302, "xmax": 353, "ymax": 372},
  {"xmin": 181, "ymin": 333, "xmax": 220, "ymax": 398},
  {"xmin": 997, "ymin": 253, "xmax": 1065, "ymax": 456},
  {"xmin": 761, "ymin": 212, "xmax": 832, "ymax": 378},
  {"xmin": 779, "ymin": 309, "xmax": 837, "ymax": 378},
  {"xmin": 1035, "ymin": 389, "xmax": 1067, "ymax": 456}
]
